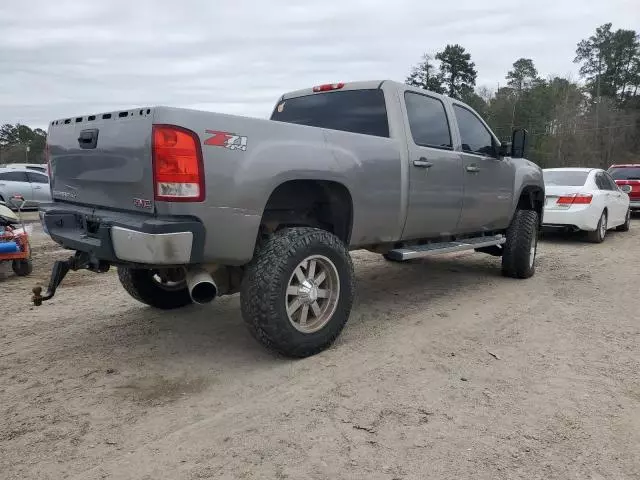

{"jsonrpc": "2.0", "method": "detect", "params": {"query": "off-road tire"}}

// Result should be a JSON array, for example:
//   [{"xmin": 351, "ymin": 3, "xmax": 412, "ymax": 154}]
[
  {"xmin": 12, "ymin": 258, "xmax": 32, "ymax": 276},
  {"xmin": 587, "ymin": 211, "xmax": 607, "ymax": 243},
  {"xmin": 501, "ymin": 209, "xmax": 539, "ymax": 279},
  {"xmin": 616, "ymin": 209, "xmax": 631, "ymax": 232},
  {"xmin": 117, "ymin": 267, "xmax": 192, "ymax": 310},
  {"xmin": 241, "ymin": 227, "xmax": 355, "ymax": 358}
]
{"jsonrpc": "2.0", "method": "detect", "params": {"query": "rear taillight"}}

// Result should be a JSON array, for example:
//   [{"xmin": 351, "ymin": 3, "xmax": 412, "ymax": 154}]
[
  {"xmin": 556, "ymin": 193, "xmax": 592, "ymax": 205},
  {"xmin": 152, "ymin": 125, "xmax": 205, "ymax": 202},
  {"xmin": 312, "ymin": 82, "xmax": 345, "ymax": 92}
]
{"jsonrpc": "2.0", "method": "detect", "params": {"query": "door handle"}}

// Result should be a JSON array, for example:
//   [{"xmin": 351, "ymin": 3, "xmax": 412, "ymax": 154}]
[
  {"xmin": 413, "ymin": 158, "xmax": 433, "ymax": 168},
  {"xmin": 33, "ymin": 186, "xmax": 43, "ymax": 190},
  {"xmin": 465, "ymin": 165, "xmax": 480, "ymax": 173}
]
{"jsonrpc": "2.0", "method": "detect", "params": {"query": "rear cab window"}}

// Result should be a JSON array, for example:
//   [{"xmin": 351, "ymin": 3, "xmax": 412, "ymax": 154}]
[
  {"xmin": 608, "ymin": 166, "xmax": 640, "ymax": 180},
  {"xmin": 543, "ymin": 171, "xmax": 589, "ymax": 186},
  {"xmin": 271, "ymin": 89, "xmax": 389, "ymax": 138},
  {"xmin": 404, "ymin": 92, "xmax": 452, "ymax": 149}
]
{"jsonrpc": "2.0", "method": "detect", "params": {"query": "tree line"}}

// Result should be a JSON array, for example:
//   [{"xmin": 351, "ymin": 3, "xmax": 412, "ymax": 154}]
[
  {"xmin": 406, "ymin": 23, "xmax": 640, "ymax": 168},
  {"xmin": 0, "ymin": 124, "xmax": 47, "ymax": 165}
]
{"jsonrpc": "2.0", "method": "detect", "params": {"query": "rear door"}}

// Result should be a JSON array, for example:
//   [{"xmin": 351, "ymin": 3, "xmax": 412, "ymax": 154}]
[
  {"xmin": 401, "ymin": 90, "xmax": 463, "ymax": 239},
  {"xmin": 0, "ymin": 171, "xmax": 34, "ymax": 206},
  {"xmin": 26, "ymin": 171, "xmax": 51, "ymax": 204},
  {"xmin": 453, "ymin": 104, "xmax": 514, "ymax": 233}
]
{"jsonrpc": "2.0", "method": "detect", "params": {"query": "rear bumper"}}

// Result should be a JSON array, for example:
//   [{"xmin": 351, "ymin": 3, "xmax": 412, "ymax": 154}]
[
  {"xmin": 542, "ymin": 207, "xmax": 599, "ymax": 231},
  {"xmin": 39, "ymin": 203, "xmax": 205, "ymax": 266},
  {"xmin": 629, "ymin": 200, "xmax": 640, "ymax": 211}
]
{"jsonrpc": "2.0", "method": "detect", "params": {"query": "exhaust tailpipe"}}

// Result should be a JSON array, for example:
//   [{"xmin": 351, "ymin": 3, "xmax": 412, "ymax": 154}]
[{"xmin": 186, "ymin": 268, "xmax": 218, "ymax": 304}]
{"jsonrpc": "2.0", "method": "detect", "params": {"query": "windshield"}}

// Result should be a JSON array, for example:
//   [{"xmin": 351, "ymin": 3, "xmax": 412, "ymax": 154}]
[
  {"xmin": 543, "ymin": 170, "xmax": 589, "ymax": 186},
  {"xmin": 607, "ymin": 167, "xmax": 640, "ymax": 180},
  {"xmin": 271, "ymin": 89, "xmax": 389, "ymax": 138}
]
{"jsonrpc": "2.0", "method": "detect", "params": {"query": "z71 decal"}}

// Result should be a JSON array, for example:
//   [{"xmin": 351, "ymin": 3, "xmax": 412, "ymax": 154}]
[{"xmin": 204, "ymin": 130, "xmax": 248, "ymax": 151}]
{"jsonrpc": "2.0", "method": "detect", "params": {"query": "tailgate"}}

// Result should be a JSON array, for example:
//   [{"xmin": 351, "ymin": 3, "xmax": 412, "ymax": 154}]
[{"xmin": 48, "ymin": 109, "xmax": 156, "ymax": 213}]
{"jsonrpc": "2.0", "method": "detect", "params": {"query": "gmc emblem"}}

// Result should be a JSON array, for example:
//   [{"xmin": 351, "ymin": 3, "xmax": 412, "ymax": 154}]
[{"xmin": 133, "ymin": 198, "xmax": 152, "ymax": 209}]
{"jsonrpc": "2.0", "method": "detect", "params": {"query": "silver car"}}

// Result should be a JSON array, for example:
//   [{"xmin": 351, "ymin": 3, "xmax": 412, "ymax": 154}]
[{"xmin": 0, "ymin": 167, "xmax": 51, "ymax": 208}]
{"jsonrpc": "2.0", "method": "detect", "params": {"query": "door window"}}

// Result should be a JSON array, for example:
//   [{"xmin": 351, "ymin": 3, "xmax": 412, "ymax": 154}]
[
  {"xmin": 453, "ymin": 105, "xmax": 495, "ymax": 157},
  {"xmin": 595, "ymin": 173, "xmax": 612, "ymax": 190},
  {"xmin": 0, "ymin": 171, "xmax": 29, "ymax": 182},
  {"xmin": 603, "ymin": 172, "xmax": 620, "ymax": 191},
  {"xmin": 404, "ymin": 92, "xmax": 452, "ymax": 149},
  {"xmin": 27, "ymin": 172, "xmax": 49, "ymax": 184}
]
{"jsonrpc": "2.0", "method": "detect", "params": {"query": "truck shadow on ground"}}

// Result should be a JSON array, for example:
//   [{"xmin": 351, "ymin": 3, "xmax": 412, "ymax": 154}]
[{"xmin": 60, "ymin": 253, "xmax": 507, "ymax": 370}]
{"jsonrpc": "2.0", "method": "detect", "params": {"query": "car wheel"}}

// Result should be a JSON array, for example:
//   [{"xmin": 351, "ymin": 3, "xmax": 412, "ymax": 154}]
[
  {"xmin": 12, "ymin": 258, "xmax": 33, "ymax": 276},
  {"xmin": 117, "ymin": 267, "xmax": 192, "ymax": 309},
  {"xmin": 588, "ymin": 210, "xmax": 607, "ymax": 243},
  {"xmin": 616, "ymin": 209, "xmax": 631, "ymax": 232},
  {"xmin": 241, "ymin": 227, "xmax": 355, "ymax": 358},
  {"xmin": 501, "ymin": 209, "xmax": 539, "ymax": 279}
]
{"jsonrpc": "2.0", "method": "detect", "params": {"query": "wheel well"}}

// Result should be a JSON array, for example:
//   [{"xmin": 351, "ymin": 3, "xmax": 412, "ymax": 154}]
[
  {"xmin": 261, "ymin": 180, "xmax": 353, "ymax": 243},
  {"xmin": 517, "ymin": 186, "xmax": 544, "ymax": 220}
]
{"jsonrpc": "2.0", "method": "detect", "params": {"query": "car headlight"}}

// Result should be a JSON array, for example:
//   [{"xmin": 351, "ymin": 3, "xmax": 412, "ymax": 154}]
[{"xmin": 621, "ymin": 185, "xmax": 632, "ymax": 194}]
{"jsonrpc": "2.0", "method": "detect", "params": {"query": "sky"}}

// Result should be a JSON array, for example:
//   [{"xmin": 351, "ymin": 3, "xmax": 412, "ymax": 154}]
[{"xmin": 1, "ymin": 0, "xmax": 639, "ymax": 129}]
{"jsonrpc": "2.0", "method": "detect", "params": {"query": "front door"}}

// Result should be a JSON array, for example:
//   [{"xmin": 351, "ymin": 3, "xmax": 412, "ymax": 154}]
[
  {"xmin": 27, "ymin": 171, "xmax": 51, "ymax": 204},
  {"xmin": 401, "ymin": 91, "xmax": 464, "ymax": 240},
  {"xmin": 453, "ymin": 104, "xmax": 514, "ymax": 234}
]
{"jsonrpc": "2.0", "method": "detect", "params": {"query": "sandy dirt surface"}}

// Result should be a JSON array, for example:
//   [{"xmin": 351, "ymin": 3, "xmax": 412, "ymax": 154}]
[{"xmin": 1, "ymin": 221, "xmax": 639, "ymax": 480}]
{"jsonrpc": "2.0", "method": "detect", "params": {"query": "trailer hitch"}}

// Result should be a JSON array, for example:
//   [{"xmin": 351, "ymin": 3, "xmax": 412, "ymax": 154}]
[{"xmin": 32, "ymin": 252, "xmax": 109, "ymax": 306}]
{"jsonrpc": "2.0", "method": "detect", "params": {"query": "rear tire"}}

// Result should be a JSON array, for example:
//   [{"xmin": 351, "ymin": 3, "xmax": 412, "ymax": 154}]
[
  {"xmin": 12, "ymin": 259, "xmax": 32, "ymax": 276},
  {"xmin": 117, "ymin": 267, "xmax": 192, "ymax": 309},
  {"xmin": 241, "ymin": 227, "xmax": 355, "ymax": 358},
  {"xmin": 587, "ymin": 211, "xmax": 607, "ymax": 243},
  {"xmin": 616, "ymin": 209, "xmax": 630, "ymax": 232},
  {"xmin": 501, "ymin": 209, "xmax": 539, "ymax": 279}
]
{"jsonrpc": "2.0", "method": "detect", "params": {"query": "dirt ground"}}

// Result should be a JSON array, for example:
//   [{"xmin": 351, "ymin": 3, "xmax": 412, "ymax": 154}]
[{"xmin": 1, "ymin": 221, "xmax": 639, "ymax": 480}]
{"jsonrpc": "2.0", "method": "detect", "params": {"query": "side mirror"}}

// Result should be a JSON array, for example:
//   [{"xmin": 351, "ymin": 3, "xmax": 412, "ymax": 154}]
[
  {"xmin": 511, "ymin": 128, "xmax": 528, "ymax": 158},
  {"xmin": 498, "ymin": 142, "xmax": 512, "ymax": 158}
]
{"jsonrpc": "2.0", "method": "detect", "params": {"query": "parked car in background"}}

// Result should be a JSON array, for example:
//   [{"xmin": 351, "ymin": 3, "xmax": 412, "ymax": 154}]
[
  {"xmin": 607, "ymin": 164, "xmax": 640, "ymax": 212},
  {"xmin": 0, "ymin": 167, "xmax": 51, "ymax": 208},
  {"xmin": 0, "ymin": 163, "xmax": 48, "ymax": 174},
  {"xmin": 542, "ymin": 168, "xmax": 630, "ymax": 242}
]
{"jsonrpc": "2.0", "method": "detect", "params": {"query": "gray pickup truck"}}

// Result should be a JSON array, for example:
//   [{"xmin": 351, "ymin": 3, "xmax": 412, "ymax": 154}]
[{"xmin": 36, "ymin": 80, "xmax": 544, "ymax": 357}]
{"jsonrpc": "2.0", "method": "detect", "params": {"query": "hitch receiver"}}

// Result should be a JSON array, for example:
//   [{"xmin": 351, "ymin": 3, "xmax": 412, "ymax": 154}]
[{"xmin": 32, "ymin": 252, "xmax": 107, "ymax": 306}]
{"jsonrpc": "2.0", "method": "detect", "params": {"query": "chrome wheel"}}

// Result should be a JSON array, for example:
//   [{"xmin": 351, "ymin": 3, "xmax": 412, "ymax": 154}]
[
  {"xmin": 286, "ymin": 255, "xmax": 340, "ymax": 334},
  {"xmin": 152, "ymin": 269, "xmax": 186, "ymax": 291},
  {"xmin": 600, "ymin": 213, "xmax": 607, "ymax": 239},
  {"xmin": 529, "ymin": 235, "xmax": 537, "ymax": 269}
]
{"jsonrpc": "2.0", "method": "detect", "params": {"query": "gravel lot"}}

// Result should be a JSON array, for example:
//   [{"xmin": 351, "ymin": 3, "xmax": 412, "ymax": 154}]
[{"xmin": 1, "ymin": 221, "xmax": 639, "ymax": 479}]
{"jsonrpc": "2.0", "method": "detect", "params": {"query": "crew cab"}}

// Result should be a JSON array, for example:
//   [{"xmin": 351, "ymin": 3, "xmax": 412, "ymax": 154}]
[{"xmin": 36, "ymin": 80, "xmax": 544, "ymax": 357}]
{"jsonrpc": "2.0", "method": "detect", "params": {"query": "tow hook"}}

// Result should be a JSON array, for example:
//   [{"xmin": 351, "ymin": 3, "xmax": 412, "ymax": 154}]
[{"xmin": 32, "ymin": 252, "xmax": 109, "ymax": 306}]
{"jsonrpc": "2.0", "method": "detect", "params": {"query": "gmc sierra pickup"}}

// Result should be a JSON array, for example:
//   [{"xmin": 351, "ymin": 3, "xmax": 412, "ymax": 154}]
[{"xmin": 35, "ymin": 80, "xmax": 544, "ymax": 357}]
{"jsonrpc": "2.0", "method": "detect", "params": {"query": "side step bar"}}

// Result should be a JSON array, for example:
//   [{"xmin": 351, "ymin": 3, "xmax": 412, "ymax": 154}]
[{"xmin": 386, "ymin": 235, "xmax": 505, "ymax": 261}]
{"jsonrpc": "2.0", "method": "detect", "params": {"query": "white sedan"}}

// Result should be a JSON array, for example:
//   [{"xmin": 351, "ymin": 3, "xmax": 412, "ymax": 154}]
[{"xmin": 542, "ymin": 168, "xmax": 630, "ymax": 242}]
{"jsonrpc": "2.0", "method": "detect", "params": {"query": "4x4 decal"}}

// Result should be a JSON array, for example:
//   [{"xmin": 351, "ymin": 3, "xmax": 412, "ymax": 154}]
[{"xmin": 204, "ymin": 130, "xmax": 248, "ymax": 151}]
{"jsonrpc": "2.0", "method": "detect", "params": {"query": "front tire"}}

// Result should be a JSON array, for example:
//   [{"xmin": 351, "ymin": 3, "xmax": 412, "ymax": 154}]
[
  {"xmin": 502, "ymin": 209, "xmax": 539, "ymax": 279},
  {"xmin": 241, "ymin": 227, "xmax": 355, "ymax": 358},
  {"xmin": 587, "ymin": 211, "xmax": 607, "ymax": 243},
  {"xmin": 117, "ymin": 267, "xmax": 192, "ymax": 309},
  {"xmin": 616, "ymin": 209, "xmax": 631, "ymax": 232}
]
